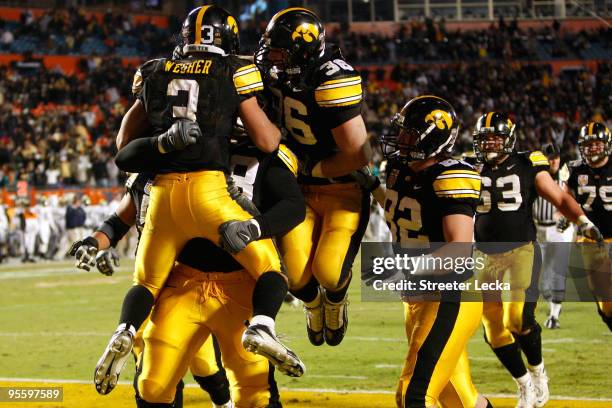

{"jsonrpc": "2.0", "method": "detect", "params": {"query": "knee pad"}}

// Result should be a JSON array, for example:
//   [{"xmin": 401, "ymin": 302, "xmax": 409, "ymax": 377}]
[
  {"xmin": 138, "ymin": 378, "xmax": 173, "ymax": 405},
  {"xmin": 194, "ymin": 371, "xmax": 230, "ymax": 405}
]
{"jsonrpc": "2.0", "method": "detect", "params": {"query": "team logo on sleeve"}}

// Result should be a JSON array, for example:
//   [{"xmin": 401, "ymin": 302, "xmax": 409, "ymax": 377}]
[
  {"xmin": 292, "ymin": 23, "xmax": 319, "ymax": 43},
  {"xmin": 578, "ymin": 174, "xmax": 589, "ymax": 186},
  {"xmin": 425, "ymin": 110, "xmax": 453, "ymax": 130}
]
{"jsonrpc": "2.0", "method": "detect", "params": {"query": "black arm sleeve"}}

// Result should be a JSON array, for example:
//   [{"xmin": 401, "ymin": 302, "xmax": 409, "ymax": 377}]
[
  {"xmin": 114, "ymin": 137, "xmax": 164, "ymax": 173},
  {"xmin": 254, "ymin": 161, "xmax": 306, "ymax": 238},
  {"xmin": 97, "ymin": 213, "xmax": 131, "ymax": 247}
]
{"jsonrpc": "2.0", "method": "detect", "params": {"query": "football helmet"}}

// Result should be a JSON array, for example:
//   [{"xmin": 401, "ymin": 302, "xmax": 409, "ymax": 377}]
[
  {"xmin": 578, "ymin": 121, "xmax": 611, "ymax": 166},
  {"xmin": 255, "ymin": 7, "xmax": 325, "ymax": 90},
  {"xmin": 380, "ymin": 95, "xmax": 459, "ymax": 163},
  {"xmin": 181, "ymin": 5, "xmax": 239, "ymax": 56},
  {"xmin": 473, "ymin": 111, "xmax": 516, "ymax": 163}
]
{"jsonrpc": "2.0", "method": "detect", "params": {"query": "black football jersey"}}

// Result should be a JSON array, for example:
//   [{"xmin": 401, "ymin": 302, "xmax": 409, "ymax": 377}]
[
  {"xmin": 135, "ymin": 55, "xmax": 263, "ymax": 173},
  {"xmin": 475, "ymin": 151, "xmax": 550, "ymax": 243},
  {"xmin": 567, "ymin": 158, "xmax": 612, "ymax": 238},
  {"xmin": 384, "ymin": 158, "xmax": 481, "ymax": 244},
  {"xmin": 263, "ymin": 45, "xmax": 363, "ymax": 184}
]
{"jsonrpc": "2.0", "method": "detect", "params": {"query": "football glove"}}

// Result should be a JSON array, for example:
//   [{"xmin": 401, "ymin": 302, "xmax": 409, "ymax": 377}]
[
  {"xmin": 577, "ymin": 215, "xmax": 605, "ymax": 245},
  {"xmin": 171, "ymin": 45, "xmax": 184, "ymax": 60},
  {"xmin": 219, "ymin": 219, "xmax": 261, "ymax": 254},
  {"xmin": 67, "ymin": 236, "xmax": 99, "ymax": 272},
  {"xmin": 156, "ymin": 119, "xmax": 201, "ymax": 154},
  {"xmin": 351, "ymin": 167, "xmax": 381, "ymax": 193},
  {"xmin": 96, "ymin": 249, "xmax": 120, "ymax": 276},
  {"xmin": 556, "ymin": 216, "xmax": 570, "ymax": 233}
]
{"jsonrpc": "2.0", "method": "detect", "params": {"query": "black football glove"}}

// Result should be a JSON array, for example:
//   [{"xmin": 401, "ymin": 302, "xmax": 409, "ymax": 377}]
[
  {"xmin": 219, "ymin": 219, "xmax": 262, "ymax": 254},
  {"xmin": 156, "ymin": 119, "xmax": 201, "ymax": 154},
  {"xmin": 556, "ymin": 217, "xmax": 570, "ymax": 233},
  {"xmin": 96, "ymin": 249, "xmax": 120, "ymax": 276},
  {"xmin": 351, "ymin": 167, "xmax": 381, "ymax": 193},
  {"xmin": 67, "ymin": 236, "xmax": 99, "ymax": 272}
]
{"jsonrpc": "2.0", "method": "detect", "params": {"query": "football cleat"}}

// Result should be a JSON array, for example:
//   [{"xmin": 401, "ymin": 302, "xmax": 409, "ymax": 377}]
[
  {"xmin": 529, "ymin": 364, "xmax": 550, "ymax": 407},
  {"xmin": 94, "ymin": 323, "xmax": 136, "ymax": 395},
  {"xmin": 303, "ymin": 287, "xmax": 325, "ymax": 346},
  {"xmin": 544, "ymin": 315, "xmax": 560, "ymax": 329},
  {"xmin": 242, "ymin": 323, "xmax": 305, "ymax": 377},
  {"xmin": 323, "ymin": 290, "xmax": 349, "ymax": 346},
  {"xmin": 514, "ymin": 374, "xmax": 536, "ymax": 408}
]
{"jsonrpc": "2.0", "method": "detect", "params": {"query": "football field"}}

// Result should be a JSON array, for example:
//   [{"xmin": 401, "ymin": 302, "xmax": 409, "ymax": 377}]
[{"xmin": 0, "ymin": 260, "xmax": 610, "ymax": 408}]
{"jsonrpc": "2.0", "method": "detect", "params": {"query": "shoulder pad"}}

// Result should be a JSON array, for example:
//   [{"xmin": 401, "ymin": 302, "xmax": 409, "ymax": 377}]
[
  {"xmin": 125, "ymin": 173, "xmax": 138, "ymax": 189},
  {"xmin": 235, "ymin": 54, "xmax": 255, "ymax": 63},
  {"xmin": 233, "ymin": 63, "xmax": 264, "ymax": 96},
  {"xmin": 433, "ymin": 162, "xmax": 481, "ymax": 199},
  {"xmin": 314, "ymin": 63, "xmax": 362, "ymax": 109},
  {"xmin": 528, "ymin": 150, "xmax": 550, "ymax": 167},
  {"xmin": 132, "ymin": 58, "xmax": 163, "ymax": 97},
  {"xmin": 276, "ymin": 144, "xmax": 299, "ymax": 177}
]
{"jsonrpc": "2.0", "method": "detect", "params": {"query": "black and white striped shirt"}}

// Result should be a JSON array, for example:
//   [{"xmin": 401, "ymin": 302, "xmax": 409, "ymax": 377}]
[{"xmin": 533, "ymin": 168, "xmax": 565, "ymax": 226}]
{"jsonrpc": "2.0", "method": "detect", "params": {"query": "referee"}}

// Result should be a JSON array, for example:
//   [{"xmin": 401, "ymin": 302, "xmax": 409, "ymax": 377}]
[{"xmin": 533, "ymin": 143, "xmax": 574, "ymax": 329}]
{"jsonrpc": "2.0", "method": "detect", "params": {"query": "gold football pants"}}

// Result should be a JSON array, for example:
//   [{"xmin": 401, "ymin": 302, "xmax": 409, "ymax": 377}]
[
  {"xmin": 280, "ymin": 183, "xmax": 369, "ymax": 291},
  {"xmin": 475, "ymin": 242, "xmax": 540, "ymax": 347},
  {"xmin": 578, "ymin": 237, "xmax": 612, "ymax": 317},
  {"xmin": 134, "ymin": 316, "xmax": 220, "ymax": 378},
  {"xmin": 396, "ymin": 299, "xmax": 482, "ymax": 408},
  {"xmin": 134, "ymin": 171, "xmax": 282, "ymax": 297},
  {"xmin": 138, "ymin": 264, "xmax": 277, "ymax": 407}
]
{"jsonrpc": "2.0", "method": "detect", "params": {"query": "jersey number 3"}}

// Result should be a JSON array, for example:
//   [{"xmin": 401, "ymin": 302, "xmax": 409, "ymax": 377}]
[{"xmin": 167, "ymin": 79, "xmax": 200, "ymax": 121}]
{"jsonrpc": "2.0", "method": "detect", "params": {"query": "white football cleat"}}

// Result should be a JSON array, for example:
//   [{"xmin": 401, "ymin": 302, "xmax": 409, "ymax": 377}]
[
  {"xmin": 242, "ymin": 323, "xmax": 305, "ymax": 377},
  {"xmin": 213, "ymin": 401, "xmax": 235, "ymax": 408},
  {"xmin": 514, "ymin": 373, "xmax": 536, "ymax": 408},
  {"xmin": 94, "ymin": 323, "xmax": 136, "ymax": 395},
  {"xmin": 323, "ymin": 290, "xmax": 349, "ymax": 346},
  {"xmin": 529, "ymin": 363, "xmax": 550, "ymax": 407}
]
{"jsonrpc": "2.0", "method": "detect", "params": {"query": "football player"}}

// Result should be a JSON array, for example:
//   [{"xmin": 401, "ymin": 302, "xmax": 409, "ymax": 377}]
[
  {"xmin": 380, "ymin": 95, "xmax": 492, "ymax": 408},
  {"xmin": 86, "ymin": 5, "xmax": 304, "ymax": 394},
  {"xmin": 69, "ymin": 173, "xmax": 233, "ymax": 408},
  {"xmin": 566, "ymin": 122, "xmax": 612, "ymax": 331},
  {"xmin": 255, "ymin": 7, "xmax": 370, "ymax": 347},
  {"xmin": 111, "ymin": 131, "xmax": 304, "ymax": 406},
  {"xmin": 472, "ymin": 112, "xmax": 604, "ymax": 408}
]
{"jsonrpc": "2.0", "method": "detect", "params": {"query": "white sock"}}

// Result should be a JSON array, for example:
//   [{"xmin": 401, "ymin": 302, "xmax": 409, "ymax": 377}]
[
  {"xmin": 515, "ymin": 372, "xmax": 532, "ymax": 384},
  {"xmin": 250, "ymin": 315, "xmax": 275, "ymax": 332},
  {"xmin": 528, "ymin": 361, "xmax": 545, "ymax": 374},
  {"xmin": 304, "ymin": 290, "xmax": 322, "ymax": 308},
  {"xmin": 549, "ymin": 302, "xmax": 562, "ymax": 319}
]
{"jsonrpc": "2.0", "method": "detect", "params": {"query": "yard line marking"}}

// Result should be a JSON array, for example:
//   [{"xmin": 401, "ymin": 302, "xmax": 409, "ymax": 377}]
[
  {"xmin": 0, "ymin": 267, "xmax": 131, "ymax": 280},
  {"xmin": 374, "ymin": 364, "xmax": 402, "ymax": 369},
  {"xmin": 309, "ymin": 374, "xmax": 368, "ymax": 380},
  {"xmin": 0, "ymin": 331, "xmax": 108, "ymax": 337},
  {"xmin": 351, "ymin": 336, "xmax": 404, "ymax": 342},
  {"xmin": 1, "ymin": 378, "xmax": 611, "ymax": 401}
]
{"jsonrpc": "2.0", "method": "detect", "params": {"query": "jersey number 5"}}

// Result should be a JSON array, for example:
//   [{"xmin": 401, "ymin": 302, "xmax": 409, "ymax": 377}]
[{"xmin": 167, "ymin": 79, "xmax": 200, "ymax": 121}]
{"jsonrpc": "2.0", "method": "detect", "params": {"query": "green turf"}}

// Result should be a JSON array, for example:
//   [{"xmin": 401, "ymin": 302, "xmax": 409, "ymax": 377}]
[{"xmin": 0, "ymin": 260, "xmax": 610, "ymax": 399}]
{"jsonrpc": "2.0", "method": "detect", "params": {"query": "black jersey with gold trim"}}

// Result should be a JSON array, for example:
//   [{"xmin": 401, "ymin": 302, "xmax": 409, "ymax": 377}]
[
  {"xmin": 125, "ymin": 172, "xmax": 154, "ymax": 237},
  {"xmin": 567, "ymin": 158, "xmax": 612, "ymax": 238},
  {"xmin": 475, "ymin": 151, "xmax": 549, "ymax": 243},
  {"xmin": 384, "ymin": 158, "xmax": 481, "ymax": 244},
  {"xmin": 137, "ymin": 56, "xmax": 264, "ymax": 173},
  {"xmin": 263, "ymin": 44, "xmax": 362, "ymax": 183}
]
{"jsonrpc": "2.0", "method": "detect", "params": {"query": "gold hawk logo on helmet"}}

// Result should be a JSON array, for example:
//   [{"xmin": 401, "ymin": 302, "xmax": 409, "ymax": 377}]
[
  {"xmin": 227, "ymin": 16, "xmax": 238, "ymax": 34},
  {"xmin": 292, "ymin": 23, "xmax": 319, "ymax": 43},
  {"xmin": 425, "ymin": 110, "xmax": 453, "ymax": 130}
]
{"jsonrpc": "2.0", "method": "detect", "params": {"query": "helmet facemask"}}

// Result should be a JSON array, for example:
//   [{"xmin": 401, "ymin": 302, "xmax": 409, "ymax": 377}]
[{"xmin": 579, "ymin": 139, "xmax": 607, "ymax": 166}]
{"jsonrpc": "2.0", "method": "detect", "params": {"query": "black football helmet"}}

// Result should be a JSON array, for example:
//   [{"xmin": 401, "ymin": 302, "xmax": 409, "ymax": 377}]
[
  {"xmin": 473, "ymin": 111, "xmax": 516, "ymax": 163},
  {"xmin": 578, "ymin": 121, "xmax": 611, "ymax": 166},
  {"xmin": 380, "ymin": 95, "xmax": 459, "ymax": 163},
  {"xmin": 255, "ymin": 7, "xmax": 325, "ymax": 90},
  {"xmin": 181, "ymin": 5, "xmax": 239, "ymax": 56}
]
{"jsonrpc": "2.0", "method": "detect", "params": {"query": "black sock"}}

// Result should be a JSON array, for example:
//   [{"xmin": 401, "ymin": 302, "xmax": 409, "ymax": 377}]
[
  {"xmin": 516, "ymin": 323, "xmax": 543, "ymax": 366},
  {"xmin": 173, "ymin": 379, "xmax": 184, "ymax": 408},
  {"xmin": 135, "ymin": 395, "xmax": 173, "ymax": 408},
  {"xmin": 194, "ymin": 371, "xmax": 231, "ymax": 405},
  {"xmin": 290, "ymin": 276, "xmax": 319, "ymax": 303},
  {"xmin": 119, "ymin": 285, "xmax": 155, "ymax": 330},
  {"xmin": 485, "ymin": 397, "xmax": 494, "ymax": 407},
  {"xmin": 252, "ymin": 272, "xmax": 287, "ymax": 319},
  {"xmin": 492, "ymin": 342, "xmax": 527, "ymax": 378},
  {"xmin": 325, "ymin": 270, "xmax": 352, "ymax": 303}
]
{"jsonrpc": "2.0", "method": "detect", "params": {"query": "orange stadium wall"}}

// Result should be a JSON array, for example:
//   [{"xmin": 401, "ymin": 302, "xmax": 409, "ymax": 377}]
[
  {"xmin": 0, "ymin": 7, "xmax": 169, "ymax": 28},
  {"xmin": 0, "ymin": 54, "xmax": 142, "ymax": 75}
]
